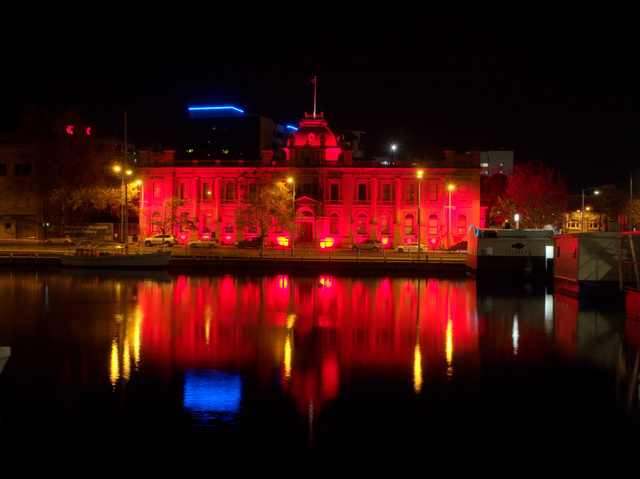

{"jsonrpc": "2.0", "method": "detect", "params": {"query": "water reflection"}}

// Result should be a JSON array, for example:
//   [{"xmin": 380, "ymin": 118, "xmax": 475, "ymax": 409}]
[{"xmin": 0, "ymin": 270, "xmax": 639, "ymax": 472}]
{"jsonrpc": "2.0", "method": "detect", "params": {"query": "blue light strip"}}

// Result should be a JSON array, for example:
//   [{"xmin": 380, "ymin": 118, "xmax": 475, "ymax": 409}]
[
  {"xmin": 188, "ymin": 106, "xmax": 244, "ymax": 114},
  {"xmin": 286, "ymin": 125, "xmax": 298, "ymax": 130}
]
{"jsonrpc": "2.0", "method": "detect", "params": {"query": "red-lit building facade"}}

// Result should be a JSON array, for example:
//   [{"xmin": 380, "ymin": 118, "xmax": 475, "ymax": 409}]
[{"xmin": 138, "ymin": 111, "xmax": 482, "ymax": 249}]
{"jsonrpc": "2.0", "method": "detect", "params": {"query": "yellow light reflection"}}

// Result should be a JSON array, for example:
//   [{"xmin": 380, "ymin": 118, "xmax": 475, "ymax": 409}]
[
  {"xmin": 413, "ymin": 343, "xmax": 423, "ymax": 394},
  {"xmin": 110, "ymin": 338, "xmax": 119, "ymax": 387},
  {"xmin": 284, "ymin": 314, "xmax": 297, "ymax": 382}
]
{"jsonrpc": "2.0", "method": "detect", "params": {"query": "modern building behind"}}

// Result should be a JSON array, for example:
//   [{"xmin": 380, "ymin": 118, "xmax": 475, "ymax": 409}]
[{"xmin": 480, "ymin": 150, "xmax": 513, "ymax": 177}]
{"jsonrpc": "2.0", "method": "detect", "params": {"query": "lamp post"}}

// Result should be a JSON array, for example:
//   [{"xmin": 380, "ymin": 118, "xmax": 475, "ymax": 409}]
[
  {"xmin": 114, "ymin": 165, "xmax": 133, "ymax": 252},
  {"xmin": 447, "ymin": 184, "xmax": 454, "ymax": 248},
  {"xmin": 581, "ymin": 187, "xmax": 600, "ymax": 233},
  {"xmin": 514, "ymin": 213, "xmax": 520, "ymax": 229},
  {"xmin": 288, "ymin": 177, "xmax": 295, "ymax": 252},
  {"xmin": 417, "ymin": 170, "xmax": 423, "ymax": 259}
]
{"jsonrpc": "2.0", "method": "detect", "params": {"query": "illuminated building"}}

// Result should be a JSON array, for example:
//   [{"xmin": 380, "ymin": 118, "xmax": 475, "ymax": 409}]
[{"xmin": 138, "ymin": 108, "xmax": 482, "ymax": 249}]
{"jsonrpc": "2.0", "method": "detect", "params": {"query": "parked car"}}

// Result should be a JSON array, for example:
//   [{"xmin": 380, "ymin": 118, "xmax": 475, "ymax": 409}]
[
  {"xmin": 350, "ymin": 239, "xmax": 383, "ymax": 252},
  {"xmin": 448, "ymin": 241, "xmax": 468, "ymax": 252},
  {"xmin": 143, "ymin": 234, "xmax": 178, "ymax": 247},
  {"xmin": 45, "ymin": 235, "xmax": 75, "ymax": 245},
  {"xmin": 187, "ymin": 239, "xmax": 219, "ymax": 249},
  {"xmin": 235, "ymin": 237, "xmax": 263, "ymax": 249},
  {"xmin": 395, "ymin": 243, "xmax": 428, "ymax": 253}
]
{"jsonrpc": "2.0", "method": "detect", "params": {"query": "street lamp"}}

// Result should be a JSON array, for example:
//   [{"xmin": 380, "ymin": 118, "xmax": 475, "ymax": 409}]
[
  {"xmin": 287, "ymin": 177, "xmax": 295, "ymax": 252},
  {"xmin": 417, "ymin": 170, "xmax": 423, "ymax": 259},
  {"xmin": 114, "ymin": 165, "xmax": 133, "ymax": 251},
  {"xmin": 581, "ymin": 187, "xmax": 600, "ymax": 233},
  {"xmin": 447, "ymin": 184, "xmax": 454, "ymax": 248}
]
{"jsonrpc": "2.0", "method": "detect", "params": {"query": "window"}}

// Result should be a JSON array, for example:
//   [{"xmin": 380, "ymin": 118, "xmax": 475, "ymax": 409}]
[
  {"xmin": 357, "ymin": 183, "xmax": 367, "ymax": 201},
  {"xmin": 380, "ymin": 183, "xmax": 391, "ymax": 202},
  {"xmin": 224, "ymin": 211, "xmax": 235, "ymax": 233},
  {"xmin": 404, "ymin": 183, "xmax": 415, "ymax": 202},
  {"xmin": 202, "ymin": 211, "xmax": 212, "ymax": 233},
  {"xmin": 404, "ymin": 214, "xmax": 415, "ymax": 235},
  {"xmin": 428, "ymin": 183, "xmax": 439, "ymax": 202},
  {"xmin": 179, "ymin": 182, "xmax": 189, "ymax": 199},
  {"xmin": 179, "ymin": 212, "xmax": 191, "ymax": 232},
  {"xmin": 152, "ymin": 181, "xmax": 162, "ymax": 199},
  {"xmin": 329, "ymin": 213, "xmax": 339, "ymax": 234},
  {"xmin": 458, "ymin": 183, "xmax": 468, "ymax": 202},
  {"xmin": 380, "ymin": 213, "xmax": 391, "ymax": 235},
  {"xmin": 330, "ymin": 183, "xmax": 340, "ymax": 200},
  {"xmin": 357, "ymin": 213, "xmax": 367, "ymax": 234},
  {"xmin": 201, "ymin": 182, "xmax": 213, "ymax": 201},
  {"xmin": 225, "ymin": 181, "xmax": 235, "ymax": 200},
  {"xmin": 457, "ymin": 214, "xmax": 467, "ymax": 235},
  {"xmin": 0, "ymin": 164, "xmax": 7, "ymax": 176},
  {"xmin": 428, "ymin": 214, "xmax": 439, "ymax": 235}
]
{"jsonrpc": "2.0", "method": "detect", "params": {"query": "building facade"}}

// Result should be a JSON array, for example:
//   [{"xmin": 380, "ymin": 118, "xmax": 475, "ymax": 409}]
[{"xmin": 138, "ymin": 112, "xmax": 482, "ymax": 249}]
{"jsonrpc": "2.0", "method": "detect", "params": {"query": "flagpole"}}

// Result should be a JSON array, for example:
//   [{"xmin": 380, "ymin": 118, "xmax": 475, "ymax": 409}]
[{"xmin": 313, "ymin": 76, "xmax": 317, "ymax": 118}]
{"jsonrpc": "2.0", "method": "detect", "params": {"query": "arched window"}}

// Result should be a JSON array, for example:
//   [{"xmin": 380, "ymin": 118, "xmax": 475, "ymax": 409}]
[
  {"xmin": 404, "ymin": 214, "xmax": 415, "ymax": 235},
  {"xmin": 428, "ymin": 214, "xmax": 439, "ymax": 235},
  {"xmin": 329, "ymin": 213, "xmax": 340, "ymax": 235},
  {"xmin": 457, "ymin": 214, "xmax": 467, "ymax": 235},
  {"xmin": 357, "ymin": 213, "xmax": 368, "ymax": 235},
  {"xmin": 379, "ymin": 213, "xmax": 392, "ymax": 236}
]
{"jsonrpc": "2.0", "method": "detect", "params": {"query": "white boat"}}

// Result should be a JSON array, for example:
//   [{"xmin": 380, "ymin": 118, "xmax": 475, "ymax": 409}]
[
  {"xmin": 60, "ymin": 249, "xmax": 172, "ymax": 268},
  {"xmin": 0, "ymin": 346, "xmax": 10, "ymax": 376},
  {"xmin": 467, "ymin": 226, "xmax": 556, "ymax": 278}
]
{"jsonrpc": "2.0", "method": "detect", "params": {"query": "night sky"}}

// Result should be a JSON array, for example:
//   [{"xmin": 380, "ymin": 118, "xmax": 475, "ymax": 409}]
[{"xmin": 1, "ymin": 2, "xmax": 636, "ymax": 190}]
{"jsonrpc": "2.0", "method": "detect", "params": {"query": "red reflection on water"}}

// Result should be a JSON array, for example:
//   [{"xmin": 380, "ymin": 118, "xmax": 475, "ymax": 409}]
[{"xmin": 134, "ymin": 276, "xmax": 478, "ymax": 414}]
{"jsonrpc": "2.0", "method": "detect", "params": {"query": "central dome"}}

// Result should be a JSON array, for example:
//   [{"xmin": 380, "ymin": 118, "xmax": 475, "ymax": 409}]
[{"xmin": 288, "ymin": 112, "xmax": 338, "ymax": 147}]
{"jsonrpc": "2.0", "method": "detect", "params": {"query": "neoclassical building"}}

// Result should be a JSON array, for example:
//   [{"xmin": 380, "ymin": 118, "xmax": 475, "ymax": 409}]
[{"xmin": 138, "ymin": 111, "xmax": 481, "ymax": 249}]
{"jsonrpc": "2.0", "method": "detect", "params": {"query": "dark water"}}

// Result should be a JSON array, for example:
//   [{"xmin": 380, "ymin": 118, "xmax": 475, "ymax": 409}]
[{"xmin": 1, "ymin": 268, "xmax": 639, "ymax": 474}]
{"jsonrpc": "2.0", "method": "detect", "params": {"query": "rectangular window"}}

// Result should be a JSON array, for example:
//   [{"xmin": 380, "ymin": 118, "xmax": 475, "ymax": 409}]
[
  {"xmin": 357, "ymin": 183, "xmax": 367, "ymax": 201},
  {"xmin": 380, "ymin": 216, "xmax": 391, "ymax": 235},
  {"xmin": 459, "ymin": 183, "xmax": 468, "ymax": 202},
  {"xmin": 152, "ymin": 182, "xmax": 162, "ymax": 199},
  {"xmin": 357, "ymin": 217, "xmax": 367, "ymax": 234},
  {"xmin": 0, "ymin": 164, "xmax": 7, "ymax": 176},
  {"xmin": 330, "ymin": 183, "xmax": 340, "ymax": 200},
  {"xmin": 330, "ymin": 215, "xmax": 339, "ymax": 234},
  {"xmin": 201, "ymin": 182, "xmax": 213, "ymax": 201},
  {"xmin": 380, "ymin": 183, "xmax": 391, "ymax": 201},
  {"xmin": 225, "ymin": 182, "xmax": 235, "ymax": 200},
  {"xmin": 179, "ymin": 182, "xmax": 189, "ymax": 199},
  {"xmin": 405, "ymin": 183, "xmax": 415, "ymax": 202},
  {"xmin": 428, "ymin": 215, "xmax": 438, "ymax": 235},
  {"xmin": 428, "ymin": 184, "xmax": 439, "ymax": 202}
]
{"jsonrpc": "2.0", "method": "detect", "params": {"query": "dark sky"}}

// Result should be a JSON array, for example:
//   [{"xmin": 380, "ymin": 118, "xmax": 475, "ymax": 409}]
[{"xmin": 1, "ymin": 2, "xmax": 637, "ymax": 190}]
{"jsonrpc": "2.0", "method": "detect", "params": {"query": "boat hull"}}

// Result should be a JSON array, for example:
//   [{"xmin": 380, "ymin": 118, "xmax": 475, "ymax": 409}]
[{"xmin": 61, "ymin": 251, "xmax": 171, "ymax": 268}]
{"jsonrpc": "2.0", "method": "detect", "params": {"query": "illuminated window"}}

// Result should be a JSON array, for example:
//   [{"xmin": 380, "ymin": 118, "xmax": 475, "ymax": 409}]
[
  {"xmin": 329, "ymin": 213, "xmax": 339, "ymax": 234},
  {"xmin": 380, "ymin": 213, "xmax": 392, "ymax": 235},
  {"xmin": 201, "ymin": 181, "xmax": 213, "ymax": 201},
  {"xmin": 457, "ymin": 214, "xmax": 467, "ymax": 235},
  {"xmin": 357, "ymin": 213, "xmax": 368, "ymax": 234},
  {"xmin": 428, "ymin": 214, "xmax": 439, "ymax": 235},
  {"xmin": 428, "ymin": 183, "xmax": 439, "ymax": 202},
  {"xmin": 404, "ymin": 214, "xmax": 415, "ymax": 235}
]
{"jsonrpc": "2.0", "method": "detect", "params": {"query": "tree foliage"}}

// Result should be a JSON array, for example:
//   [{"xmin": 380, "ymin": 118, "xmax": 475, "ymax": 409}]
[
  {"xmin": 144, "ymin": 197, "xmax": 197, "ymax": 238},
  {"xmin": 489, "ymin": 160, "xmax": 569, "ymax": 229},
  {"xmin": 234, "ymin": 170, "xmax": 296, "ymax": 257}
]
